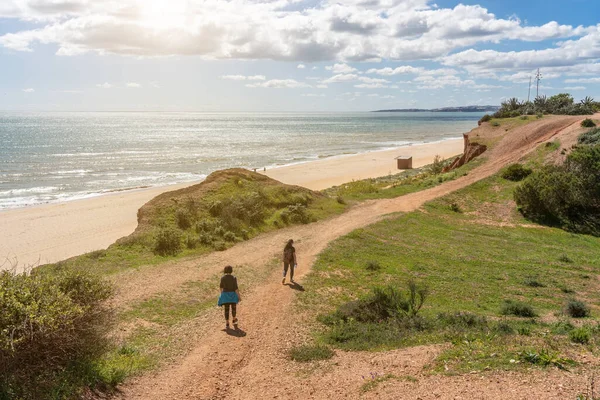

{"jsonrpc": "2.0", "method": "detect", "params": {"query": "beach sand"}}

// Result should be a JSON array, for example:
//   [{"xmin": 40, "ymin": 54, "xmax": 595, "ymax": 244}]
[{"xmin": 0, "ymin": 138, "xmax": 463, "ymax": 271}]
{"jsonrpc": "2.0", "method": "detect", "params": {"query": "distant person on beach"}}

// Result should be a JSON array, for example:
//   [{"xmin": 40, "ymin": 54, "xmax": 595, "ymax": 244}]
[
  {"xmin": 282, "ymin": 239, "xmax": 297, "ymax": 284},
  {"xmin": 218, "ymin": 265, "xmax": 241, "ymax": 330}
]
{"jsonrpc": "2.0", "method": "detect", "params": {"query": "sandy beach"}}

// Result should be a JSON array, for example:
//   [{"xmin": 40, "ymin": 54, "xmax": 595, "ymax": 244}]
[{"xmin": 0, "ymin": 138, "xmax": 463, "ymax": 271}]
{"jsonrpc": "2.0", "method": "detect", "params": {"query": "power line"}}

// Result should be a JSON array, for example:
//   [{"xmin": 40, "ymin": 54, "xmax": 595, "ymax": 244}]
[{"xmin": 535, "ymin": 68, "xmax": 542, "ymax": 98}]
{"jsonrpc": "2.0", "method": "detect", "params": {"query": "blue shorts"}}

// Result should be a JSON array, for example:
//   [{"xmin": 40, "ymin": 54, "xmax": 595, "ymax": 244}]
[{"xmin": 218, "ymin": 291, "xmax": 239, "ymax": 306}]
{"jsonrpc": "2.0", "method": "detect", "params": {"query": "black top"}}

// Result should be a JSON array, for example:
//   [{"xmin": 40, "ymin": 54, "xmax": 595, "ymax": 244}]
[
  {"xmin": 220, "ymin": 274, "xmax": 238, "ymax": 292},
  {"xmin": 284, "ymin": 245, "xmax": 295, "ymax": 262}
]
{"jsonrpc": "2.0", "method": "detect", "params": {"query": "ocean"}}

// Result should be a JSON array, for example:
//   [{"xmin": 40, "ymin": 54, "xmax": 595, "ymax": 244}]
[{"xmin": 0, "ymin": 111, "xmax": 483, "ymax": 209}]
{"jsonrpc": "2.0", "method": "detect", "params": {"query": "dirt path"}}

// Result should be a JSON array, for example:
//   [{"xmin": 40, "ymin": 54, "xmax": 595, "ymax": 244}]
[{"xmin": 116, "ymin": 116, "xmax": 590, "ymax": 399}]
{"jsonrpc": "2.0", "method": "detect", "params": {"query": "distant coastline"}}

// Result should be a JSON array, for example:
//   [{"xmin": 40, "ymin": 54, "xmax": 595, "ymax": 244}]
[{"xmin": 373, "ymin": 105, "xmax": 500, "ymax": 113}]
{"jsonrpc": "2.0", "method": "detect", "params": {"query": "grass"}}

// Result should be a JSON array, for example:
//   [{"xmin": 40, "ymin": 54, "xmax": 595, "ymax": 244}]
[
  {"xmin": 322, "ymin": 156, "xmax": 485, "ymax": 203},
  {"xmin": 41, "ymin": 170, "xmax": 346, "ymax": 277},
  {"xmin": 297, "ymin": 168, "xmax": 600, "ymax": 373},
  {"xmin": 289, "ymin": 344, "xmax": 334, "ymax": 362}
]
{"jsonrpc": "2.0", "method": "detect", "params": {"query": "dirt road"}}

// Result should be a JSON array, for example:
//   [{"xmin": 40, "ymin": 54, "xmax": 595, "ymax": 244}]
[{"xmin": 116, "ymin": 116, "xmax": 590, "ymax": 399}]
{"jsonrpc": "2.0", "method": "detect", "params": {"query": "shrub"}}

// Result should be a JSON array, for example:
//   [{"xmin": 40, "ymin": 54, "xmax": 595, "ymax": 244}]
[
  {"xmin": 518, "ymin": 349, "xmax": 574, "ymax": 369},
  {"xmin": 500, "ymin": 300, "xmax": 537, "ymax": 317},
  {"xmin": 0, "ymin": 270, "xmax": 113, "ymax": 399},
  {"xmin": 569, "ymin": 327, "xmax": 591, "ymax": 344},
  {"xmin": 536, "ymin": 113, "xmax": 544, "ymax": 119},
  {"xmin": 336, "ymin": 195, "xmax": 346, "ymax": 205},
  {"xmin": 565, "ymin": 300, "xmax": 591, "ymax": 318},
  {"xmin": 520, "ymin": 115, "xmax": 529, "ymax": 120},
  {"xmin": 523, "ymin": 277, "xmax": 545, "ymax": 287},
  {"xmin": 334, "ymin": 281, "xmax": 428, "ymax": 323},
  {"xmin": 185, "ymin": 234, "xmax": 198, "ymax": 249},
  {"xmin": 449, "ymin": 202, "xmax": 462, "ymax": 213},
  {"xmin": 285, "ymin": 203, "xmax": 310, "ymax": 224},
  {"xmin": 491, "ymin": 121, "xmax": 500, "ymax": 127},
  {"xmin": 478, "ymin": 114, "xmax": 492, "ymax": 125},
  {"xmin": 558, "ymin": 254, "xmax": 573, "ymax": 263},
  {"xmin": 494, "ymin": 321, "xmax": 515, "ymax": 334},
  {"xmin": 429, "ymin": 155, "xmax": 445, "ymax": 175},
  {"xmin": 223, "ymin": 231, "xmax": 237, "ymax": 242},
  {"xmin": 176, "ymin": 208, "xmax": 193, "ymax": 230},
  {"xmin": 198, "ymin": 232, "xmax": 214, "ymax": 245},
  {"xmin": 213, "ymin": 241, "xmax": 227, "ymax": 251},
  {"xmin": 514, "ymin": 145, "xmax": 600, "ymax": 236},
  {"xmin": 153, "ymin": 227, "xmax": 183, "ymax": 256},
  {"xmin": 581, "ymin": 119, "xmax": 597, "ymax": 128},
  {"xmin": 365, "ymin": 261, "xmax": 381, "ymax": 272},
  {"xmin": 578, "ymin": 128, "xmax": 600, "ymax": 145},
  {"xmin": 289, "ymin": 344, "xmax": 334, "ymax": 362},
  {"xmin": 501, "ymin": 163, "xmax": 533, "ymax": 181}
]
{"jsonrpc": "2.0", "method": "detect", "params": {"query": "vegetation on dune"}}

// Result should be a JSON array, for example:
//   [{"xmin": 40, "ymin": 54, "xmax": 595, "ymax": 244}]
[
  {"xmin": 46, "ymin": 169, "xmax": 345, "ymax": 275},
  {"xmin": 298, "ymin": 156, "xmax": 600, "ymax": 372},
  {"xmin": 483, "ymin": 94, "xmax": 599, "ymax": 119},
  {"xmin": 0, "ymin": 269, "xmax": 115, "ymax": 399},
  {"xmin": 578, "ymin": 127, "xmax": 600, "ymax": 145},
  {"xmin": 514, "ymin": 143, "xmax": 600, "ymax": 236},
  {"xmin": 323, "ymin": 155, "xmax": 482, "ymax": 203},
  {"xmin": 581, "ymin": 118, "xmax": 597, "ymax": 128},
  {"xmin": 136, "ymin": 168, "xmax": 342, "ymax": 256}
]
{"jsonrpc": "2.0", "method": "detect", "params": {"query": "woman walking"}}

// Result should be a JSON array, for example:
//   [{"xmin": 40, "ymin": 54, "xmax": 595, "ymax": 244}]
[
  {"xmin": 282, "ymin": 239, "xmax": 297, "ymax": 284},
  {"xmin": 218, "ymin": 265, "xmax": 241, "ymax": 330}
]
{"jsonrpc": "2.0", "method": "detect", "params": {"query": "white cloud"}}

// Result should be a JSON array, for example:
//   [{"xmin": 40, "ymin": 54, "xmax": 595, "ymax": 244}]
[
  {"xmin": 246, "ymin": 79, "xmax": 310, "ymax": 88},
  {"xmin": 323, "ymin": 73, "xmax": 359, "ymax": 83},
  {"xmin": 565, "ymin": 77, "xmax": 600, "ymax": 83},
  {"xmin": 354, "ymin": 83, "xmax": 388, "ymax": 88},
  {"xmin": 96, "ymin": 82, "xmax": 113, "ymax": 89},
  {"xmin": 316, "ymin": 84, "xmax": 328, "ymax": 89},
  {"xmin": 564, "ymin": 86, "xmax": 586, "ymax": 90},
  {"xmin": 149, "ymin": 81, "xmax": 160, "ymax": 88},
  {"xmin": 126, "ymin": 82, "xmax": 142, "ymax": 88},
  {"xmin": 0, "ymin": 1, "xmax": 589, "ymax": 63},
  {"xmin": 325, "ymin": 63, "xmax": 357, "ymax": 74},
  {"xmin": 312, "ymin": 66, "xmax": 319, "ymax": 70},
  {"xmin": 297, "ymin": 64, "xmax": 306, "ymax": 69},
  {"xmin": 221, "ymin": 75, "xmax": 266, "ymax": 81},
  {"xmin": 22, "ymin": 88, "xmax": 34, "ymax": 92},
  {"xmin": 301, "ymin": 93, "xmax": 325, "ymax": 97}
]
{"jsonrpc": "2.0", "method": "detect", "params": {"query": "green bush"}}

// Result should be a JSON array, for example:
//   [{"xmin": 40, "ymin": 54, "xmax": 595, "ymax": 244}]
[
  {"xmin": 198, "ymin": 232, "xmax": 214, "ymax": 245},
  {"xmin": 565, "ymin": 300, "xmax": 591, "ymax": 318},
  {"xmin": 491, "ymin": 121, "xmax": 500, "ymax": 127},
  {"xmin": 289, "ymin": 344, "xmax": 334, "ymax": 362},
  {"xmin": 153, "ymin": 227, "xmax": 183, "ymax": 256},
  {"xmin": 429, "ymin": 155, "xmax": 445, "ymax": 175},
  {"xmin": 500, "ymin": 300, "xmax": 537, "ymax": 317},
  {"xmin": 223, "ymin": 231, "xmax": 237, "ymax": 242},
  {"xmin": 569, "ymin": 327, "xmax": 591, "ymax": 344},
  {"xmin": 365, "ymin": 261, "xmax": 381, "ymax": 272},
  {"xmin": 331, "ymin": 282, "xmax": 428, "ymax": 324},
  {"xmin": 578, "ymin": 128, "xmax": 600, "ymax": 145},
  {"xmin": 176, "ymin": 208, "xmax": 193, "ymax": 230},
  {"xmin": 213, "ymin": 240, "xmax": 227, "ymax": 251},
  {"xmin": 478, "ymin": 114, "xmax": 492, "ymax": 125},
  {"xmin": 581, "ymin": 119, "xmax": 597, "ymax": 128},
  {"xmin": 185, "ymin": 234, "xmax": 198, "ymax": 249},
  {"xmin": 0, "ymin": 270, "xmax": 113, "ymax": 399},
  {"xmin": 514, "ymin": 145, "xmax": 600, "ymax": 236},
  {"xmin": 523, "ymin": 277, "xmax": 545, "ymax": 287},
  {"xmin": 501, "ymin": 163, "xmax": 533, "ymax": 181},
  {"xmin": 283, "ymin": 203, "xmax": 310, "ymax": 224}
]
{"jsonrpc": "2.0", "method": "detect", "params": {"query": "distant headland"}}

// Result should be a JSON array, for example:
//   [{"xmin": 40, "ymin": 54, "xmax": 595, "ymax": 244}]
[{"xmin": 372, "ymin": 105, "xmax": 500, "ymax": 113}]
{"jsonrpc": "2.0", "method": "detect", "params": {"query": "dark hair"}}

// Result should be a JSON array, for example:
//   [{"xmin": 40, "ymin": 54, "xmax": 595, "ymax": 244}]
[
  {"xmin": 224, "ymin": 265, "xmax": 233, "ymax": 274},
  {"xmin": 285, "ymin": 239, "xmax": 294, "ymax": 249}
]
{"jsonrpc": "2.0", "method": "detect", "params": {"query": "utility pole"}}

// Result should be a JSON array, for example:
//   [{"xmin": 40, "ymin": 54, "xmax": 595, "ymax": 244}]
[
  {"xmin": 535, "ymin": 68, "xmax": 542, "ymax": 98},
  {"xmin": 527, "ymin": 76, "xmax": 531, "ymax": 103}
]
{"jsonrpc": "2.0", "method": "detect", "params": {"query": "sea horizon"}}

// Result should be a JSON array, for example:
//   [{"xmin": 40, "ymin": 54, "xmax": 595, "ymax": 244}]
[{"xmin": 0, "ymin": 111, "xmax": 483, "ymax": 210}]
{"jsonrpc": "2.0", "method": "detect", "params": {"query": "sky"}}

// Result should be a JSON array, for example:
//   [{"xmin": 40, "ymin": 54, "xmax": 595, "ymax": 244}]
[{"xmin": 0, "ymin": 0, "xmax": 599, "ymax": 112}]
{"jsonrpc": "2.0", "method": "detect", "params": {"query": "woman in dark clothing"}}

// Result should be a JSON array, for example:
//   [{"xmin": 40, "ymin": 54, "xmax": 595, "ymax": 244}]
[
  {"xmin": 282, "ymin": 239, "xmax": 297, "ymax": 284},
  {"xmin": 218, "ymin": 265, "xmax": 242, "ymax": 330}
]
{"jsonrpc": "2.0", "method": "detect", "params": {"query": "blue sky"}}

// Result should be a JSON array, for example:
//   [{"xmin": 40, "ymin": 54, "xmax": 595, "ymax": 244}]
[{"xmin": 0, "ymin": 0, "xmax": 598, "ymax": 111}]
